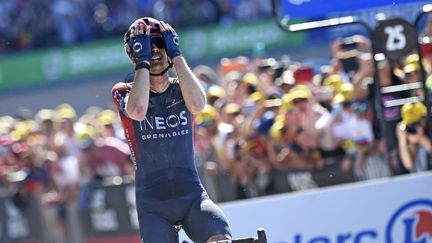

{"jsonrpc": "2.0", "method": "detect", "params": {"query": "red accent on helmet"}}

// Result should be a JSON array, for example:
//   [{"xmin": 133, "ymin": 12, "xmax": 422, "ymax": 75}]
[
  {"xmin": 128, "ymin": 17, "xmax": 161, "ymax": 34},
  {"xmin": 124, "ymin": 17, "xmax": 161, "ymax": 44}
]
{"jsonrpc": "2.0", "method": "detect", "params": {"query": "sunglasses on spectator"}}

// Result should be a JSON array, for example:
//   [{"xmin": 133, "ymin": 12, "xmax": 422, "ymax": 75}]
[
  {"xmin": 293, "ymin": 98, "xmax": 308, "ymax": 104},
  {"xmin": 151, "ymin": 36, "xmax": 165, "ymax": 48}
]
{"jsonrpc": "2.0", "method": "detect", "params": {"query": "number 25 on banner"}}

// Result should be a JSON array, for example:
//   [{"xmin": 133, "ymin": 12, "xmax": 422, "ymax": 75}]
[{"xmin": 373, "ymin": 18, "xmax": 417, "ymax": 61}]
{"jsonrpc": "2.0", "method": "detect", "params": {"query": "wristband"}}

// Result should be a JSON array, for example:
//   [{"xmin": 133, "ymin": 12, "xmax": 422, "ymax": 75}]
[{"xmin": 135, "ymin": 62, "xmax": 150, "ymax": 71}]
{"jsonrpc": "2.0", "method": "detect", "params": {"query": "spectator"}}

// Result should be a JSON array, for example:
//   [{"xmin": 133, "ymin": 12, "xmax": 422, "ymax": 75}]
[
  {"xmin": 53, "ymin": 104, "xmax": 81, "ymax": 158},
  {"xmin": 269, "ymin": 115, "xmax": 315, "ymax": 171},
  {"xmin": 194, "ymin": 104, "xmax": 238, "ymax": 201},
  {"xmin": 287, "ymin": 85, "xmax": 324, "ymax": 170},
  {"xmin": 348, "ymin": 101, "xmax": 391, "ymax": 180},
  {"xmin": 396, "ymin": 102, "xmax": 432, "ymax": 172}
]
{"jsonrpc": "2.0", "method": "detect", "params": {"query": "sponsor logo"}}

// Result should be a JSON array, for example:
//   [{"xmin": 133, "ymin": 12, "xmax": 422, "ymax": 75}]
[
  {"xmin": 173, "ymin": 36, "xmax": 179, "ymax": 46},
  {"xmin": 386, "ymin": 199, "xmax": 432, "ymax": 243},
  {"xmin": 293, "ymin": 199, "xmax": 432, "ymax": 243},
  {"xmin": 139, "ymin": 110, "xmax": 190, "ymax": 140},
  {"xmin": 140, "ymin": 110, "xmax": 188, "ymax": 131},
  {"xmin": 166, "ymin": 98, "xmax": 184, "ymax": 108}
]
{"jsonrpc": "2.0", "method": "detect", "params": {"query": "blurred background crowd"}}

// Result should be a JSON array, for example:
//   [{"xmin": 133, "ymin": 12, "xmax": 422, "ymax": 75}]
[
  {"xmin": 0, "ymin": 0, "xmax": 432, "ymax": 241},
  {"xmin": 0, "ymin": 0, "xmax": 271, "ymax": 53}
]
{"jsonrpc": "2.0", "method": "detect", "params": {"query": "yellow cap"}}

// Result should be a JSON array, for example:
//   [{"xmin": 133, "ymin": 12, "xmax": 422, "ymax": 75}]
[
  {"xmin": 332, "ymin": 83, "xmax": 354, "ymax": 104},
  {"xmin": 323, "ymin": 74, "xmax": 344, "ymax": 93},
  {"xmin": 242, "ymin": 72, "xmax": 259, "ymax": 86},
  {"xmin": 223, "ymin": 103, "xmax": 241, "ymax": 115},
  {"xmin": 401, "ymin": 102, "xmax": 427, "ymax": 125},
  {"xmin": 247, "ymin": 91, "xmax": 266, "ymax": 104},
  {"xmin": 97, "ymin": 109, "xmax": 117, "ymax": 126},
  {"xmin": 55, "ymin": 103, "xmax": 76, "ymax": 120},
  {"xmin": 403, "ymin": 63, "xmax": 419, "ymax": 73},
  {"xmin": 290, "ymin": 85, "xmax": 312, "ymax": 100},
  {"xmin": 404, "ymin": 54, "xmax": 419, "ymax": 66},
  {"xmin": 280, "ymin": 93, "xmax": 294, "ymax": 111},
  {"xmin": 77, "ymin": 124, "xmax": 97, "ymax": 141},
  {"xmin": 195, "ymin": 104, "xmax": 218, "ymax": 125},
  {"xmin": 207, "ymin": 85, "xmax": 226, "ymax": 99},
  {"xmin": 269, "ymin": 117, "xmax": 286, "ymax": 140},
  {"xmin": 402, "ymin": 54, "xmax": 428, "ymax": 73},
  {"xmin": 11, "ymin": 120, "xmax": 37, "ymax": 141}
]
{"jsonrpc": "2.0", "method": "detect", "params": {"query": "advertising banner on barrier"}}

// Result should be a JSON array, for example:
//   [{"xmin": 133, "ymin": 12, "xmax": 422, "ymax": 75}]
[
  {"xmin": 0, "ymin": 195, "xmax": 44, "ymax": 243},
  {"xmin": 0, "ymin": 39, "xmax": 130, "ymax": 91},
  {"xmin": 180, "ymin": 19, "xmax": 305, "ymax": 61},
  {"xmin": 2, "ymin": 172, "xmax": 428, "ymax": 242},
  {"xmin": 205, "ymin": 172, "xmax": 432, "ymax": 243},
  {"xmin": 79, "ymin": 183, "xmax": 140, "ymax": 243},
  {"xmin": 0, "ymin": 19, "xmax": 305, "ymax": 91}
]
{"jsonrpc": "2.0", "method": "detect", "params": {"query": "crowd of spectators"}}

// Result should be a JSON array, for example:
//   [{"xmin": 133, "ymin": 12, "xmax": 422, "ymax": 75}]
[
  {"xmin": 0, "ymin": 0, "xmax": 271, "ymax": 53},
  {"xmin": 191, "ymin": 34, "xmax": 432, "ymax": 201},
  {"xmin": 0, "ymin": 102, "xmax": 135, "ymax": 241}
]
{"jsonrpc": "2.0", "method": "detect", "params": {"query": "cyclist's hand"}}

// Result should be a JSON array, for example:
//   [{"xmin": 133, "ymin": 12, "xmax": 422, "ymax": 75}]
[
  {"xmin": 124, "ymin": 21, "xmax": 152, "ymax": 64},
  {"xmin": 159, "ymin": 21, "xmax": 181, "ymax": 60}
]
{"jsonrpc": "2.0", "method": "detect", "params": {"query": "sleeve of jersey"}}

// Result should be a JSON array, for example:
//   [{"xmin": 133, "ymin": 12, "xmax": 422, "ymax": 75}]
[{"xmin": 111, "ymin": 82, "xmax": 131, "ymax": 116}]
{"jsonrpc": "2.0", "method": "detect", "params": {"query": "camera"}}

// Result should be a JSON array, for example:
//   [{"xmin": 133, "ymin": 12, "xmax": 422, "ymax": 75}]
[
  {"xmin": 405, "ymin": 124, "xmax": 417, "ymax": 134},
  {"xmin": 339, "ymin": 50, "xmax": 359, "ymax": 73},
  {"xmin": 341, "ymin": 36, "xmax": 358, "ymax": 50},
  {"xmin": 338, "ymin": 35, "xmax": 368, "ymax": 74}
]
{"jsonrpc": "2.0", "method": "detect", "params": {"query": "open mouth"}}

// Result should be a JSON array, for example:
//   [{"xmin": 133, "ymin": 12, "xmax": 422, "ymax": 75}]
[{"xmin": 151, "ymin": 56, "xmax": 162, "ymax": 62}]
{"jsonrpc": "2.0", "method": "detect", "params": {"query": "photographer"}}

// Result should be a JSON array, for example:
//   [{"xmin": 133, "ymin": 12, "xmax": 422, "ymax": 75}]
[
  {"xmin": 396, "ymin": 102, "xmax": 432, "ymax": 172},
  {"xmin": 330, "ymin": 35, "xmax": 373, "ymax": 100}
]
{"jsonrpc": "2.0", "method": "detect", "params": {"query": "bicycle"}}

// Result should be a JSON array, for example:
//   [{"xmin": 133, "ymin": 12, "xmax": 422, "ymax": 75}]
[{"xmin": 175, "ymin": 222, "xmax": 268, "ymax": 243}]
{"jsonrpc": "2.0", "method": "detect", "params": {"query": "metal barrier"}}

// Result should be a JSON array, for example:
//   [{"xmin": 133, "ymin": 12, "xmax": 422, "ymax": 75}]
[
  {"xmin": 0, "ymin": 168, "xmax": 355, "ymax": 243},
  {"xmin": 79, "ymin": 181, "xmax": 140, "ymax": 243}
]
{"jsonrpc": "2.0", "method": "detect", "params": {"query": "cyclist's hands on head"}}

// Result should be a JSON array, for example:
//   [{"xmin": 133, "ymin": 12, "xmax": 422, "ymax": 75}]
[
  {"xmin": 159, "ymin": 21, "xmax": 181, "ymax": 60},
  {"xmin": 124, "ymin": 20, "xmax": 152, "ymax": 64}
]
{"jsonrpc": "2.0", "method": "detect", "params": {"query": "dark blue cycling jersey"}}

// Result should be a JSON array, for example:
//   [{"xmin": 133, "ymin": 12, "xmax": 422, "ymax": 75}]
[
  {"xmin": 112, "ymin": 78, "xmax": 231, "ymax": 242},
  {"xmin": 112, "ymin": 79, "xmax": 200, "ymax": 189}
]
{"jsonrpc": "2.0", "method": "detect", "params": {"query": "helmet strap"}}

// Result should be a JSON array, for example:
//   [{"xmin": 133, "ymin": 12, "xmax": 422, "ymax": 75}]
[{"xmin": 150, "ymin": 60, "xmax": 173, "ymax": 76}]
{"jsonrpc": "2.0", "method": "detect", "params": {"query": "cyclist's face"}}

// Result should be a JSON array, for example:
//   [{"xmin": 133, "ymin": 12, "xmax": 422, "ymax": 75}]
[{"xmin": 149, "ymin": 34, "xmax": 167, "ymax": 68}]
